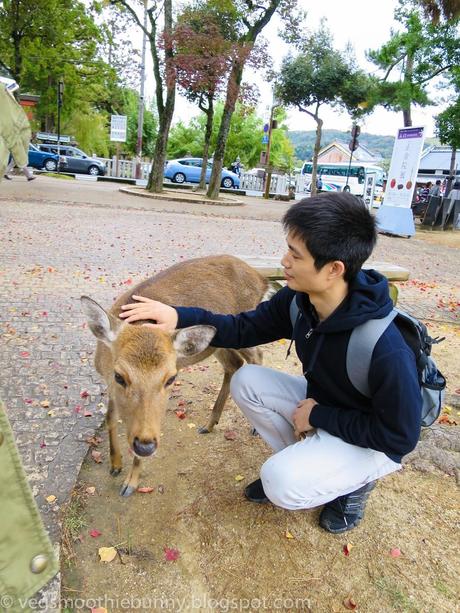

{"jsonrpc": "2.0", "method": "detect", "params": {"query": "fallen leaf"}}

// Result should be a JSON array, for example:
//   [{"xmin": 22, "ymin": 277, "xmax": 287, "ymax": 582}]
[
  {"xmin": 40, "ymin": 400, "xmax": 50, "ymax": 408},
  {"xmin": 84, "ymin": 410, "xmax": 93, "ymax": 417},
  {"xmin": 164, "ymin": 547, "xmax": 180, "ymax": 561},
  {"xmin": 390, "ymin": 548, "xmax": 401, "ymax": 558},
  {"xmin": 454, "ymin": 388, "xmax": 460, "ymax": 395},
  {"xmin": 443, "ymin": 405, "xmax": 452, "ymax": 414},
  {"xmin": 137, "ymin": 486, "xmax": 155, "ymax": 493},
  {"xmin": 98, "ymin": 546, "xmax": 117, "ymax": 563},
  {"xmin": 80, "ymin": 390, "xmax": 90, "ymax": 399},
  {"xmin": 91, "ymin": 450, "xmax": 103, "ymax": 463},
  {"xmin": 86, "ymin": 486, "xmax": 96, "ymax": 495},
  {"xmin": 74, "ymin": 405, "xmax": 82, "ymax": 413},
  {"xmin": 343, "ymin": 543, "xmax": 353, "ymax": 556},
  {"xmin": 285, "ymin": 529, "xmax": 294, "ymax": 539},
  {"xmin": 20, "ymin": 351, "xmax": 30, "ymax": 358},
  {"xmin": 89, "ymin": 529, "xmax": 102, "ymax": 538},
  {"xmin": 175, "ymin": 409, "xmax": 186, "ymax": 419},
  {"xmin": 91, "ymin": 608, "xmax": 108, "ymax": 613},
  {"xmin": 224, "ymin": 430, "xmax": 237, "ymax": 441},
  {"xmin": 235, "ymin": 474, "xmax": 244, "ymax": 482},
  {"xmin": 158, "ymin": 484, "xmax": 165, "ymax": 494},
  {"xmin": 187, "ymin": 422, "xmax": 196, "ymax": 429},
  {"xmin": 46, "ymin": 495, "xmax": 57, "ymax": 503},
  {"xmin": 343, "ymin": 596, "xmax": 357, "ymax": 610},
  {"xmin": 86, "ymin": 436, "xmax": 102, "ymax": 447},
  {"xmin": 40, "ymin": 440, "xmax": 46, "ymax": 448}
]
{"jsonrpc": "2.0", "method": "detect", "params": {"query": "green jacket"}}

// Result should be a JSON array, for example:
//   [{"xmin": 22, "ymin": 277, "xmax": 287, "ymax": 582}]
[
  {"xmin": 0, "ymin": 402, "xmax": 58, "ymax": 611},
  {"xmin": 0, "ymin": 85, "xmax": 31, "ymax": 177}
]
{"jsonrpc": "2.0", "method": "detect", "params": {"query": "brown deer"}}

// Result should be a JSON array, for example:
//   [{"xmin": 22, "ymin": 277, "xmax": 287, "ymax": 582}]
[{"xmin": 81, "ymin": 255, "xmax": 268, "ymax": 496}]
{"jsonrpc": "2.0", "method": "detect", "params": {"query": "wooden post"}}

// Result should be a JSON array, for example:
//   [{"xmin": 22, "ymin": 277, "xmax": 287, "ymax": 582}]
[{"xmin": 116, "ymin": 143, "xmax": 120, "ymax": 178}]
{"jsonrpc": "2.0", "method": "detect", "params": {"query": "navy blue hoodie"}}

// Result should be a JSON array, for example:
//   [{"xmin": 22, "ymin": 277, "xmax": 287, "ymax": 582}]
[{"xmin": 176, "ymin": 269, "xmax": 422, "ymax": 462}]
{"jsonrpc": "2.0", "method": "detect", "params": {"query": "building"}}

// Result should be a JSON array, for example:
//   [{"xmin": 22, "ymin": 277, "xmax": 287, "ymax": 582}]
[
  {"xmin": 417, "ymin": 146, "xmax": 460, "ymax": 183},
  {"xmin": 19, "ymin": 94, "xmax": 40, "ymax": 121},
  {"xmin": 317, "ymin": 140, "xmax": 383, "ymax": 164}
]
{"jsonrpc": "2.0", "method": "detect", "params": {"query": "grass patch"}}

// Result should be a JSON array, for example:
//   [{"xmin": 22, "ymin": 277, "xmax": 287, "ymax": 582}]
[
  {"xmin": 41, "ymin": 172, "xmax": 75, "ymax": 180},
  {"xmin": 61, "ymin": 486, "xmax": 87, "ymax": 566},
  {"xmin": 375, "ymin": 578, "xmax": 419, "ymax": 612}
]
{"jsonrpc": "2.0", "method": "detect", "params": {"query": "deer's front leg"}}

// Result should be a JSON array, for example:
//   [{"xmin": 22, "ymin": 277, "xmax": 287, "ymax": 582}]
[
  {"xmin": 107, "ymin": 399, "xmax": 122, "ymax": 476},
  {"xmin": 120, "ymin": 456, "xmax": 141, "ymax": 497}
]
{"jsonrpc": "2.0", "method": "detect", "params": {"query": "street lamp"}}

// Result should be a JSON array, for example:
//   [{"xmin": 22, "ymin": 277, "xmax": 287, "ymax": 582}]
[
  {"xmin": 57, "ymin": 80, "xmax": 64, "ymax": 172},
  {"xmin": 135, "ymin": 0, "xmax": 148, "ymax": 180},
  {"xmin": 263, "ymin": 98, "xmax": 280, "ymax": 200}
]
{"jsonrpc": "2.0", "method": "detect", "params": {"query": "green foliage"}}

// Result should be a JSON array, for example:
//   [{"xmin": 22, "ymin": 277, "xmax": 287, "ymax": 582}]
[
  {"xmin": 64, "ymin": 110, "xmax": 110, "ymax": 157},
  {"xmin": 167, "ymin": 103, "xmax": 294, "ymax": 170}
]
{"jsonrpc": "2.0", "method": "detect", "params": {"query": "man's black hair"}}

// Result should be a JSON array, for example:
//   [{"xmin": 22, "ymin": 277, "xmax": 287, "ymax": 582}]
[{"xmin": 282, "ymin": 193, "xmax": 377, "ymax": 282}]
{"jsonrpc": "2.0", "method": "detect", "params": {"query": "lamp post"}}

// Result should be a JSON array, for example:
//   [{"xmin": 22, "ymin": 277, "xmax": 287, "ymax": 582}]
[
  {"xmin": 135, "ymin": 0, "xmax": 148, "ymax": 180},
  {"xmin": 263, "ymin": 101, "xmax": 279, "ymax": 200},
  {"xmin": 57, "ymin": 80, "xmax": 64, "ymax": 172}
]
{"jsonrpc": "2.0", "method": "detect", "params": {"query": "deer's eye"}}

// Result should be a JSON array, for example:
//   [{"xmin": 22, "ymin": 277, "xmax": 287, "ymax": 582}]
[
  {"xmin": 165, "ymin": 375, "xmax": 176, "ymax": 388},
  {"xmin": 114, "ymin": 372, "xmax": 127, "ymax": 387}
]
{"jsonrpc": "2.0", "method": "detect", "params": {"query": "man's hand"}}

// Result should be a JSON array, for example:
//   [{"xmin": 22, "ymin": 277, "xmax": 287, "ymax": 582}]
[
  {"xmin": 119, "ymin": 295, "xmax": 178, "ymax": 332},
  {"xmin": 292, "ymin": 398, "xmax": 318, "ymax": 438}
]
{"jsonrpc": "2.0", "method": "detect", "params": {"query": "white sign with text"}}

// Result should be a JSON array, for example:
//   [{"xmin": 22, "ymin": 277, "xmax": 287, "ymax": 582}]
[{"xmin": 110, "ymin": 115, "xmax": 127, "ymax": 142}]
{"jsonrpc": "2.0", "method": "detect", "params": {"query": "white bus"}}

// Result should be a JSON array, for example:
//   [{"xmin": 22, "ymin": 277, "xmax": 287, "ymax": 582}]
[{"xmin": 301, "ymin": 162, "xmax": 385, "ymax": 196}]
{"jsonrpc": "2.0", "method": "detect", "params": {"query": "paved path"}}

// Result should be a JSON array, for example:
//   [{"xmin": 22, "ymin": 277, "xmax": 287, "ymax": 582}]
[{"xmin": 0, "ymin": 176, "xmax": 458, "ymax": 605}]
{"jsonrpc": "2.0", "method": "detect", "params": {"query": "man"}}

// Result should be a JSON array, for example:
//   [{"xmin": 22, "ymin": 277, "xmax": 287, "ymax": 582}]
[
  {"xmin": 429, "ymin": 180, "xmax": 442, "ymax": 197},
  {"xmin": 119, "ymin": 193, "xmax": 422, "ymax": 533}
]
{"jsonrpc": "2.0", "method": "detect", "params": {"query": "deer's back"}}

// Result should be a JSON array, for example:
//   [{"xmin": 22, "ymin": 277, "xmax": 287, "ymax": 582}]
[{"xmin": 111, "ymin": 255, "xmax": 268, "ymax": 316}]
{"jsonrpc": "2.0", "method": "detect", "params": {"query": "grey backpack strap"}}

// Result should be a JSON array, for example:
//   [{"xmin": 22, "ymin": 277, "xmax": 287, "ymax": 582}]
[
  {"xmin": 289, "ymin": 296, "xmax": 300, "ymax": 329},
  {"xmin": 347, "ymin": 310, "xmax": 398, "ymax": 397}
]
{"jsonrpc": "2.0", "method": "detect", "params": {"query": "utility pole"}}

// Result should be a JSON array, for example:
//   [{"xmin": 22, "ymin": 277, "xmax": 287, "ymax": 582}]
[
  {"xmin": 135, "ymin": 0, "xmax": 148, "ymax": 180},
  {"xmin": 57, "ymin": 80, "xmax": 64, "ymax": 173},
  {"xmin": 263, "ymin": 103, "xmax": 279, "ymax": 199}
]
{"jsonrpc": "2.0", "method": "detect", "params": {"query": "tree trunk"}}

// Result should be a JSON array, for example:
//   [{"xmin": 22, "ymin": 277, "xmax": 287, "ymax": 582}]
[
  {"xmin": 146, "ymin": 0, "xmax": 175, "ymax": 193},
  {"xmin": 403, "ymin": 53, "xmax": 414, "ymax": 127},
  {"xmin": 446, "ymin": 146, "xmax": 457, "ymax": 195},
  {"xmin": 206, "ymin": 62, "xmax": 244, "ymax": 199},
  {"xmin": 310, "ymin": 116, "xmax": 323, "ymax": 196},
  {"xmin": 199, "ymin": 97, "xmax": 214, "ymax": 190}
]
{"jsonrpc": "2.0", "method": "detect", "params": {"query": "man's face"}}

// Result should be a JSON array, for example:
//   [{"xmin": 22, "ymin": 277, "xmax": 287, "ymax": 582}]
[{"xmin": 281, "ymin": 232, "xmax": 339, "ymax": 294}]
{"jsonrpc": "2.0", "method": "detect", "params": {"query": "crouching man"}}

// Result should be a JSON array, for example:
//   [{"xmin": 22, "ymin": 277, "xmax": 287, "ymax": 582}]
[{"xmin": 119, "ymin": 193, "xmax": 422, "ymax": 533}]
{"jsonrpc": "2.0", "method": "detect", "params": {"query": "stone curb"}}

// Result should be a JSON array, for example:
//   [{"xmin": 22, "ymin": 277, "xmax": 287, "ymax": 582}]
[{"xmin": 119, "ymin": 186, "xmax": 244, "ymax": 207}]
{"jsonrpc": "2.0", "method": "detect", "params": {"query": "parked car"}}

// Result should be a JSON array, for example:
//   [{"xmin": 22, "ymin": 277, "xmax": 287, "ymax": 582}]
[
  {"xmin": 28, "ymin": 144, "xmax": 66, "ymax": 172},
  {"xmin": 164, "ymin": 158, "xmax": 240, "ymax": 189},
  {"xmin": 38, "ymin": 144, "xmax": 106, "ymax": 176}
]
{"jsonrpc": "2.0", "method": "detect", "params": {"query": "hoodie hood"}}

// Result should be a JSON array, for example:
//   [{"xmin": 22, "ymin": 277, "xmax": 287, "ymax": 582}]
[{"xmin": 297, "ymin": 269, "xmax": 394, "ymax": 334}]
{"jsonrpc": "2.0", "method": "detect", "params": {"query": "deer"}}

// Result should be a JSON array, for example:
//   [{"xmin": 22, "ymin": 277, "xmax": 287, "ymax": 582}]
[{"xmin": 81, "ymin": 255, "xmax": 268, "ymax": 496}]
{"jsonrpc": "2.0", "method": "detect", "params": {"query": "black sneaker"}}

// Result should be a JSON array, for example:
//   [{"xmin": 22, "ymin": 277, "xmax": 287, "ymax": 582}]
[
  {"xmin": 244, "ymin": 478, "xmax": 269, "ymax": 504},
  {"xmin": 319, "ymin": 481, "xmax": 376, "ymax": 534}
]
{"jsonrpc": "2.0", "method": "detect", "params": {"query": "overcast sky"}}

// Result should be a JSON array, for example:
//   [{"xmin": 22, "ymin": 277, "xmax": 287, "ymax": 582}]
[{"xmin": 143, "ymin": 0, "xmax": 446, "ymax": 138}]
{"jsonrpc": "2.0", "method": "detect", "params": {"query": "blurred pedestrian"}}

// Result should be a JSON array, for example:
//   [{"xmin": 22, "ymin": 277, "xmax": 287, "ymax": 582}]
[
  {"xmin": 1, "ymin": 78, "xmax": 35, "ymax": 182},
  {"xmin": 429, "ymin": 179, "xmax": 441, "ymax": 197}
]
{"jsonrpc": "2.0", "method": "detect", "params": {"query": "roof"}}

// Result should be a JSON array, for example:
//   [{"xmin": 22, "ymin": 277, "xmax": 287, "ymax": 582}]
[
  {"xmin": 318, "ymin": 140, "xmax": 383, "ymax": 163},
  {"xmin": 419, "ymin": 146, "xmax": 460, "ymax": 171}
]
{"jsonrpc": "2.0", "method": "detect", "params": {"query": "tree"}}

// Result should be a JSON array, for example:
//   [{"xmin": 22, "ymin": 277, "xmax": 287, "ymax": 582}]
[
  {"xmin": 368, "ymin": 0, "xmax": 460, "ymax": 126},
  {"xmin": 114, "ymin": 0, "xmax": 175, "ymax": 193},
  {"xmin": 416, "ymin": 0, "xmax": 460, "ymax": 22},
  {"xmin": 276, "ymin": 23, "xmax": 375, "ymax": 195},
  {"xmin": 435, "ymin": 69, "xmax": 460, "ymax": 194},
  {"xmin": 205, "ymin": 0, "xmax": 301, "ymax": 200}
]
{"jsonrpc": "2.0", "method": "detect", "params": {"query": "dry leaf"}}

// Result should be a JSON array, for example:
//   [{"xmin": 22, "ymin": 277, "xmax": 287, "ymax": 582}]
[
  {"xmin": 137, "ymin": 486, "xmax": 155, "ymax": 493},
  {"xmin": 390, "ymin": 547, "xmax": 401, "ymax": 558},
  {"xmin": 187, "ymin": 422, "xmax": 196, "ymax": 429},
  {"xmin": 45, "ymin": 495, "xmax": 56, "ymax": 503},
  {"xmin": 235, "ymin": 474, "xmax": 244, "ymax": 482},
  {"xmin": 98, "ymin": 546, "xmax": 117, "ymax": 563},
  {"xmin": 224, "ymin": 430, "xmax": 237, "ymax": 441},
  {"xmin": 343, "ymin": 596, "xmax": 357, "ymax": 610},
  {"xmin": 285, "ymin": 529, "xmax": 294, "ymax": 539},
  {"xmin": 86, "ymin": 486, "xmax": 96, "ymax": 495},
  {"xmin": 343, "ymin": 543, "xmax": 353, "ymax": 556},
  {"xmin": 175, "ymin": 409, "xmax": 186, "ymax": 419},
  {"xmin": 91, "ymin": 449, "xmax": 103, "ymax": 463},
  {"xmin": 164, "ymin": 547, "xmax": 180, "ymax": 561},
  {"xmin": 89, "ymin": 529, "xmax": 102, "ymax": 538},
  {"xmin": 40, "ymin": 400, "xmax": 50, "ymax": 408},
  {"xmin": 80, "ymin": 390, "xmax": 90, "ymax": 398},
  {"xmin": 91, "ymin": 608, "xmax": 108, "ymax": 613}
]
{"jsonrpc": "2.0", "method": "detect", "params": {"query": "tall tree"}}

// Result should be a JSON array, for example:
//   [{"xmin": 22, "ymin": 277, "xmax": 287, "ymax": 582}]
[
  {"xmin": 368, "ymin": 0, "xmax": 460, "ymax": 126},
  {"xmin": 205, "ymin": 0, "xmax": 301, "ymax": 200},
  {"xmin": 416, "ymin": 0, "xmax": 460, "ymax": 22},
  {"xmin": 276, "ymin": 23, "xmax": 375, "ymax": 195},
  {"xmin": 114, "ymin": 0, "xmax": 175, "ymax": 192},
  {"xmin": 435, "ymin": 69, "xmax": 460, "ymax": 194}
]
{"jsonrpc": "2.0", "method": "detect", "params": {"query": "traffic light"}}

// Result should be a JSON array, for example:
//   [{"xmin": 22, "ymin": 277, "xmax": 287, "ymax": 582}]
[{"xmin": 349, "ymin": 124, "xmax": 360, "ymax": 152}]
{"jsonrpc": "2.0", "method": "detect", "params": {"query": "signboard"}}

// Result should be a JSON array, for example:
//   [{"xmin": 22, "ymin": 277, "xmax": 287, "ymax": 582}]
[
  {"xmin": 376, "ymin": 126, "xmax": 425, "ymax": 236},
  {"xmin": 262, "ymin": 135, "xmax": 269, "ymax": 144},
  {"xmin": 110, "ymin": 115, "xmax": 127, "ymax": 142},
  {"xmin": 363, "ymin": 172, "xmax": 377, "ymax": 210}
]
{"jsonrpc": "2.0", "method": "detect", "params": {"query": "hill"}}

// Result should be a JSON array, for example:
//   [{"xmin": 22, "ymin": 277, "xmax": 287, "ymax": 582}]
[{"xmin": 288, "ymin": 130, "xmax": 439, "ymax": 164}]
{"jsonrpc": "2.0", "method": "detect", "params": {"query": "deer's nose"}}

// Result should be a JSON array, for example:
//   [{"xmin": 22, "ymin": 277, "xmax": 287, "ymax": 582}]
[{"xmin": 133, "ymin": 437, "xmax": 157, "ymax": 457}]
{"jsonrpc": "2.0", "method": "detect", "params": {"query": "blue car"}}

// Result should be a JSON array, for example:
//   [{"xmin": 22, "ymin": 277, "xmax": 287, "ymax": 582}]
[
  {"xmin": 164, "ymin": 158, "xmax": 240, "ymax": 189},
  {"xmin": 28, "ymin": 144, "xmax": 64, "ymax": 172}
]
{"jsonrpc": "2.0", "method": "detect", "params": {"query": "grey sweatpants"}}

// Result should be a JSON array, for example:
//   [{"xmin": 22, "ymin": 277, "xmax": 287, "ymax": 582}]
[{"xmin": 230, "ymin": 365, "xmax": 401, "ymax": 510}]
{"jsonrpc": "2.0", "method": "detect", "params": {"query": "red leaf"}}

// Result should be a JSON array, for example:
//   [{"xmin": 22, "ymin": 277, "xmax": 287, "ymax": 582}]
[
  {"xmin": 20, "ymin": 351, "xmax": 30, "ymax": 358},
  {"xmin": 175, "ymin": 409, "xmax": 186, "ymax": 419},
  {"xmin": 343, "ymin": 596, "xmax": 357, "ymax": 610},
  {"xmin": 343, "ymin": 543, "xmax": 353, "ymax": 556},
  {"xmin": 164, "ymin": 547, "xmax": 180, "ymax": 561},
  {"xmin": 84, "ymin": 410, "xmax": 93, "ymax": 417},
  {"xmin": 89, "ymin": 529, "xmax": 102, "ymax": 538},
  {"xmin": 74, "ymin": 405, "xmax": 82, "ymax": 413},
  {"xmin": 224, "ymin": 430, "xmax": 237, "ymax": 441},
  {"xmin": 80, "ymin": 390, "xmax": 90, "ymax": 398},
  {"xmin": 91, "ymin": 450, "xmax": 103, "ymax": 464},
  {"xmin": 137, "ymin": 486, "xmax": 155, "ymax": 493},
  {"xmin": 455, "ymin": 388, "xmax": 460, "ymax": 395},
  {"xmin": 39, "ymin": 440, "xmax": 46, "ymax": 448},
  {"xmin": 24, "ymin": 398, "xmax": 33, "ymax": 404},
  {"xmin": 390, "ymin": 547, "xmax": 401, "ymax": 558}
]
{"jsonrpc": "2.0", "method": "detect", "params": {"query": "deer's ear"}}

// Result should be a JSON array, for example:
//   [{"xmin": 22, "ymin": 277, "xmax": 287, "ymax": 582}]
[
  {"xmin": 172, "ymin": 325, "xmax": 216, "ymax": 358},
  {"xmin": 81, "ymin": 296, "xmax": 122, "ymax": 347}
]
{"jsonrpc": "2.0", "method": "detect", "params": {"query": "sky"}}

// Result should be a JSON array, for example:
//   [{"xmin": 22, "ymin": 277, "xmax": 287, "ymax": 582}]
[{"xmin": 142, "ymin": 0, "xmax": 448, "ymax": 138}]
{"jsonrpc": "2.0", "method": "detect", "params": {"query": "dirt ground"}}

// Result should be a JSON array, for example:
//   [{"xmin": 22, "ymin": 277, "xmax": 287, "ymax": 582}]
[{"xmin": 61, "ymin": 229, "xmax": 459, "ymax": 613}]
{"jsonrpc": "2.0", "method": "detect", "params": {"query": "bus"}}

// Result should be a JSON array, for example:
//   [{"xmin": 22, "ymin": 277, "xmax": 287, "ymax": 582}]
[{"xmin": 301, "ymin": 162, "xmax": 385, "ymax": 196}]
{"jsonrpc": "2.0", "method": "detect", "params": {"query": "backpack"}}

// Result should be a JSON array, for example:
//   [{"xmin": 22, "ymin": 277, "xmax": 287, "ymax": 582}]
[{"xmin": 289, "ymin": 299, "xmax": 446, "ymax": 427}]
